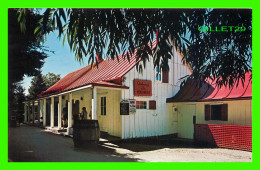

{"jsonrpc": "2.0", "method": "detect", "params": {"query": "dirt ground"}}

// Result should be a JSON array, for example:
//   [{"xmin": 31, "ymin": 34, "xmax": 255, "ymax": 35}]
[
  {"xmin": 8, "ymin": 125, "xmax": 252, "ymax": 162},
  {"xmin": 99, "ymin": 139, "xmax": 252, "ymax": 162}
]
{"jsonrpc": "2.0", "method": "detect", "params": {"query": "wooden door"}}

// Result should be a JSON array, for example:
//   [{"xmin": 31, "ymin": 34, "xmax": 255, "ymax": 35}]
[{"xmin": 178, "ymin": 104, "xmax": 196, "ymax": 139}]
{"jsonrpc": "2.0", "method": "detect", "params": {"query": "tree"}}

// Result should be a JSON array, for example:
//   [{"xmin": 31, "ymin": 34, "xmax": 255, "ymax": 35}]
[
  {"xmin": 8, "ymin": 8, "xmax": 49, "ymax": 85},
  {"xmin": 8, "ymin": 8, "xmax": 50, "ymax": 111},
  {"xmin": 27, "ymin": 72, "xmax": 61, "ymax": 99},
  {"xmin": 9, "ymin": 83, "xmax": 26, "ymax": 123},
  {"xmin": 28, "ymin": 73, "xmax": 47, "ymax": 100},
  {"xmin": 18, "ymin": 8, "xmax": 252, "ymax": 87},
  {"xmin": 43, "ymin": 72, "xmax": 61, "ymax": 89}
]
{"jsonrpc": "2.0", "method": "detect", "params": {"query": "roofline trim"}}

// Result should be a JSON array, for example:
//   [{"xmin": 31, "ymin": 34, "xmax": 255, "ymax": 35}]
[
  {"xmin": 39, "ymin": 84, "xmax": 93, "ymax": 99},
  {"xmin": 38, "ymin": 82, "xmax": 129, "ymax": 99},
  {"xmin": 166, "ymin": 97, "xmax": 252, "ymax": 103}
]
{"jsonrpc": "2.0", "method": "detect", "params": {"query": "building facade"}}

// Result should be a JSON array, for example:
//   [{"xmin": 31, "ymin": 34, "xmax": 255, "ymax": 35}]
[
  {"xmin": 24, "ymin": 41, "xmax": 191, "ymax": 138},
  {"xmin": 166, "ymin": 72, "xmax": 252, "ymax": 151},
  {"xmin": 23, "ymin": 41, "xmax": 252, "ymax": 151}
]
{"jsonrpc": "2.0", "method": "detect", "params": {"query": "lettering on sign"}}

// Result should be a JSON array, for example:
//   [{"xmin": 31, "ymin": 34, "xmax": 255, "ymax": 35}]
[
  {"xmin": 134, "ymin": 79, "xmax": 152, "ymax": 96},
  {"xmin": 129, "ymin": 99, "xmax": 136, "ymax": 114}
]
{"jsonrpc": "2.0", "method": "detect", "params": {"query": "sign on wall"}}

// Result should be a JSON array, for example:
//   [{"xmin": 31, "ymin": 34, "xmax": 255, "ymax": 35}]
[
  {"xmin": 120, "ymin": 99, "xmax": 136, "ymax": 115},
  {"xmin": 120, "ymin": 100, "xmax": 129, "ymax": 115},
  {"xmin": 129, "ymin": 99, "xmax": 136, "ymax": 114},
  {"xmin": 134, "ymin": 79, "xmax": 152, "ymax": 96}
]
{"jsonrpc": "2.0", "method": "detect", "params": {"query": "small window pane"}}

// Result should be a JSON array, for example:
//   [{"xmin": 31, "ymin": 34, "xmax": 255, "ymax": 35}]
[
  {"xmin": 211, "ymin": 105, "xmax": 222, "ymax": 120},
  {"xmin": 155, "ymin": 67, "xmax": 162, "ymax": 82},
  {"xmin": 136, "ymin": 101, "xmax": 147, "ymax": 109}
]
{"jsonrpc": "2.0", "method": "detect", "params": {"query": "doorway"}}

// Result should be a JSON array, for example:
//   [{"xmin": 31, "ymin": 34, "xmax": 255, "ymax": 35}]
[{"xmin": 178, "ymin": 104, "xmax": 196, "ymax": 139}]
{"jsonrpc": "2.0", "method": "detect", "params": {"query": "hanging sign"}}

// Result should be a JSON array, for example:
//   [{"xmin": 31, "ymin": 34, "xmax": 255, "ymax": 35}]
[{"xmin": 134, "ymin": 79, "xmax": 152, "ymax": 96}]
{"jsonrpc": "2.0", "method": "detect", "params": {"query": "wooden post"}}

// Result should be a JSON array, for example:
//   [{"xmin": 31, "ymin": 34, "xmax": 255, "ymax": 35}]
[
  {"xmin": 92, "ymin": 87, "xmax": 97, "ymax": 120},
  {"xmin": 58, "ymin": 95, "xmax": 62, "ymax": 129},
  {"xmin": 51, "ymin": 97, "xmax": 54, "ymax": 128},
  {"xmin": 37, "ymin": 100, "xmax": 40, "ymax": 124},
  {"xmin": 68, "ymin": 93, "xmax": 73, "ymax": 128},
  {"xmin": 43, "ymin": 99, "xmax": 46, "ymax": 126},
  {"xmin": 24, "ymin": 103, "xmax": 27, "ymax": 123},
  {"xmin": 39, "ymin": 100, "xmax": 42, "ymax": 125},
  {"xmin": 27, "ymin": 102, "xmax": 30, "ymax": 124},
  {"xmin": 32, "ymin": 101, "xmax": 35, "ymax": 125}
]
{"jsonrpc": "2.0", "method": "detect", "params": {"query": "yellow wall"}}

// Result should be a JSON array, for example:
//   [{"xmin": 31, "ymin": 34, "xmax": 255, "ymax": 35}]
[
  {"xmin": 194, "ymin": 100, "xmax": 252, "ymax": 126},
  {"xmin": 167, "ymin": 100, "xmax": 252, "ymax": 139},
  {"xmin": 96, "ymin": 88, "xmax": 122, "ymax": 138},
  {"xmin": 72, "ymin": 88, "xmax": 122, "ymax": 138}
]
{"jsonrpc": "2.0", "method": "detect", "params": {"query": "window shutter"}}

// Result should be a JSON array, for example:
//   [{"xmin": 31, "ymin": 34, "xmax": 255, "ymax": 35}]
[
  {"xmin": 149, "ymin": 100, "xmax": 156, "ymax": 110},
  {"xmin": 205, "ymin": 104, "xmax": 210, "ymax": 120},
  {"xmin": 221, "ymin": 104, "xmax": 228, "ymax": 121},
  {"xmin": 162, "ymin": 70, "xmax": 169, "ymax": 83}
]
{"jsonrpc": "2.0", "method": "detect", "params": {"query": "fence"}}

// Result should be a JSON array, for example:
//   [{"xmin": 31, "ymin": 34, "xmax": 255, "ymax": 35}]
[{"xmin": 195, "ymin": 124, "xmax": 252, "ymax": 151}]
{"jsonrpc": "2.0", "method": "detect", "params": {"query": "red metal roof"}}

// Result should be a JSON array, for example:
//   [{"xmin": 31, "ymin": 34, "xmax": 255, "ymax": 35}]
[
  {"xmin": 166, "ymin": 72, "xmax": 252, "ymax": 103},
  {"xmin": 38, "ymin": 41, "xmax": 157, "ymax": 97}
]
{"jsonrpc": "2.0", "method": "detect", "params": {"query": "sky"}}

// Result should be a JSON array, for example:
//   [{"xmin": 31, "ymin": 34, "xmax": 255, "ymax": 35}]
[{"xmin": 22, "ymin": 31, "xmax": 87, "ymax": 95}]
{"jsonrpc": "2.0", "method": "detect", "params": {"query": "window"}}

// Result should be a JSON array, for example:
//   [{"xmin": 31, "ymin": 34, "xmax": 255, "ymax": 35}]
[
  {"xmin": 162, "ymin": 70, "xmax": 169, "ymax": 83},
  {"xmin": 149, "ymin": 100, "xmax": 156, "ymax": 110},
  {"xmin": 136, "ymin": 101, "xmax": 147, "ymax": 109},
  {"xmin": 101, "ymin": 97, "xmax": 106, "ymax": 115},
  {"xmin": 155, "ymin": 67, "xmax": 161, "ymax": 81},
  {"xmin": 205, "ymin": 104, "xmax": 228, "ymax": 121}
]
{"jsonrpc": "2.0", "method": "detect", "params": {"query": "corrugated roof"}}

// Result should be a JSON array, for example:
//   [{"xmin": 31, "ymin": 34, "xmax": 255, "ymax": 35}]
[
  {"xmin": 39, "ymin": 64, "xmax": 93, "ymax": 97},
  {"xmin": 166, "ymin": 72, "xmax": 252, "ymax": 103},
  {"xmin": 38, "ymin": 41, "xmax": 157, "ymax": 97}
]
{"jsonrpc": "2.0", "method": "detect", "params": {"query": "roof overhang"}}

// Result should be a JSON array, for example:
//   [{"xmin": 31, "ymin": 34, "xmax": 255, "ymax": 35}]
[{"xmin": 38, "ymin": 82, "xmax": 129, "ymax": 99}]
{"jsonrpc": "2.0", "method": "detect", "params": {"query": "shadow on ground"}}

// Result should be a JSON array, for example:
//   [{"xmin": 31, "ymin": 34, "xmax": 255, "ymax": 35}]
[{"xmin": 98, "ymin": 133, "xmax": 217, "ymax": 153}]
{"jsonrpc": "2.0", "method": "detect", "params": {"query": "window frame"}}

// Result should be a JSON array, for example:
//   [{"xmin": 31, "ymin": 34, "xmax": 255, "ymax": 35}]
[{"xmin": 205, "ymin": 104, "xmax": 228, "ymax": 121}]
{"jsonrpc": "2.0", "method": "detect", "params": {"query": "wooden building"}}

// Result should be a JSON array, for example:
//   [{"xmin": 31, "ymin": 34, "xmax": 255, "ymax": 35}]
[
  {"xmin": 23, "ymin": 40, "xmax": 191, "ymax": 138},
  {"xmin": 23, "ymin": 40, "xmax": 252, "ymax": 151},
  {"xmin": 166, "ymin": 72, "xmax": 252, "ymax": 151}
]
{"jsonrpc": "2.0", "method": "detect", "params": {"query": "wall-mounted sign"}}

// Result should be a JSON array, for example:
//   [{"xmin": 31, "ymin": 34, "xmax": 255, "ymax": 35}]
[
  {"xmin": 134, "ymin": 79, "xmax": 152, "ymax": 96},
  {"xmin": 129, "ymin": 99, "xmax": 136, "ymax": 114},
  {"xmin": 120, "ymin": 100, "xmax": 129, "ymax": 115},
  {"xmin": 120, "ymin": 99, "xmax": 136, "ymax": 115}
]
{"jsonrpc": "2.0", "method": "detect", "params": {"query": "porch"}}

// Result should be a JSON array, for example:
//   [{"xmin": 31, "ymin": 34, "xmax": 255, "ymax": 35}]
[{"xmin": 24, "ymin": 84, "xmax": 127, "ymax": 137}]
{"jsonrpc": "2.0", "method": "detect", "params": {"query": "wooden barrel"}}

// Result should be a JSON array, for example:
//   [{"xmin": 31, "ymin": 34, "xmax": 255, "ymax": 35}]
[{"xmin": 73, "ymin": 120, "xmax": 100, "ymax": 147}]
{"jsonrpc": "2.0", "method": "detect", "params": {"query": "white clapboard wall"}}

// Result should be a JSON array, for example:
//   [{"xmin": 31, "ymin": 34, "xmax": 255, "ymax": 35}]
[{"xmin": 121, "ymin": 47, "xmax": 190, "ymax": 139}]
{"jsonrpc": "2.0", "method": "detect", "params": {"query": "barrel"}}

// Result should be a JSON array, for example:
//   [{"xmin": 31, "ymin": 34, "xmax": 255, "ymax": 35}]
[{"xmin": 73, "ymin": 120, "xmax": 100, "ymax": 147}]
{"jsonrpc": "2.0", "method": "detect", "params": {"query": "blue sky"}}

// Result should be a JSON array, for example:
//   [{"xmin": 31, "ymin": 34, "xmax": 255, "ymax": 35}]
[{"xmin": 22, "ymin": 31, "xmax": 87, "ymax": 95}]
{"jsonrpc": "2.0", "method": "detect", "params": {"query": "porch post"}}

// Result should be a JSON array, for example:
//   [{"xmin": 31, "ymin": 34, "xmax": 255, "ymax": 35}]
[
  {"xmin": 37, "ymin": 100, "xmax": 40, "ymax": 124},
  {"xmin": 58, "ymin": 95, "xmax": 62, "ymax": 129},
  {"xmin": 51, "ymin": 97, "xmax": 54, "ymax": 128},
  {"xmin": 39, "ymin": 100, "xmax": 43, "ymax": 125},
  {"xmin": 68, "ymin": 93, "xmax": 73, "ymax": 128},
  {"xmin": 43, "ymin": 99, "xmax": 46, "ymax": 126},
  {"xmin": 32, "ymin": 101, "xmax": 35, "ymax": 125},
  {"xmin": 27, "ymin": 102, "xmax": 30, "ymax": 123},
  {"xmin": 92, "ymin": 87, "xmax": 97, "ymax": 120},
  {"xmin": 24, "ymin": 103, "xmax": 27, "ymax": 123}
]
